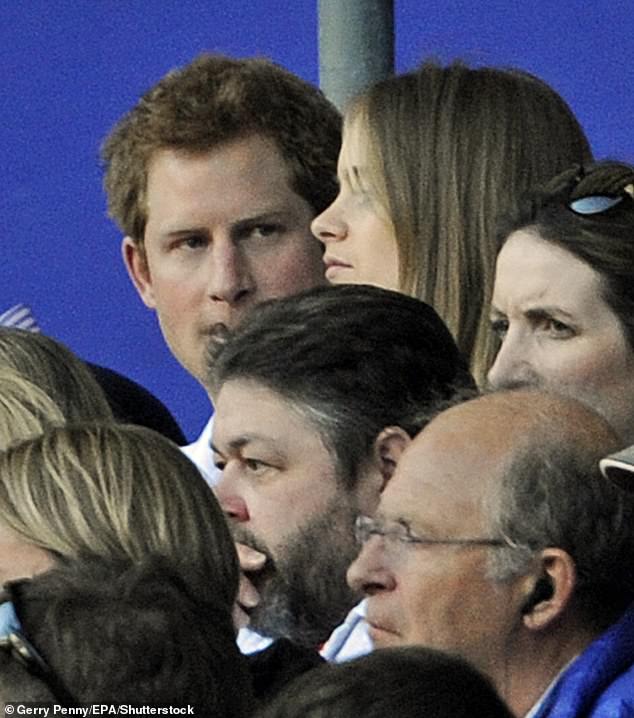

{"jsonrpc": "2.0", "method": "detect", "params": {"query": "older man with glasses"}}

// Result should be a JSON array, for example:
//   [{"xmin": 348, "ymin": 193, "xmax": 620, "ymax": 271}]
[{"xmin": 348, "ymin": 389, "xmax": 634, "ymax": 718}]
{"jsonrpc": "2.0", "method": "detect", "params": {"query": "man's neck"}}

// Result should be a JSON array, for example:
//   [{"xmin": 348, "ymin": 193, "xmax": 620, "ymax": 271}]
[{"xmin": 494, "ymin": 622, "xmax": 598, "ymax": 717}]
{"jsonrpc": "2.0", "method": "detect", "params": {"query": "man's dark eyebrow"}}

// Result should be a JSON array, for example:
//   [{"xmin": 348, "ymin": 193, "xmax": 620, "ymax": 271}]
[{"xmin": 211, "ymin": 434, "xmax": 268, "ymax": 454}]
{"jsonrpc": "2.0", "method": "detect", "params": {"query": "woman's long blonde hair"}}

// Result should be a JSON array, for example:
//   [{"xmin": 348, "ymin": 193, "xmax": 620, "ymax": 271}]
[
  {"xmin": 347, "ymin": 60, "xmax": 591, "ymax": 383},
  {"xmin": 0, "ymin": 368, "xmax": 65, "ymax": 450},
  {"xmin": 0, "ymin": 424, "xmax": 238, "ymax": 607}
]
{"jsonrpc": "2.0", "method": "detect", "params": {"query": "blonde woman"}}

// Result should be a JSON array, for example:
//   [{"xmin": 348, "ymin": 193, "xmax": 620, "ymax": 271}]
[
  {"xmin": 312, "ymin": 60, "xmax": 591, "ymax": 383},
  {"xmin": 0, "ymin": 328, "xmax": 113, "ymax": 423},
  {"xmin": 0, "ymin": 325, "xmax": 184, "ymax": 442},
  {"xmin": 0, "ymin": 423, "xmax": 238, "ymax": 607},
  {"xmin": 0, "ymin": 369, "xmax": 65, "ymax": 450}
]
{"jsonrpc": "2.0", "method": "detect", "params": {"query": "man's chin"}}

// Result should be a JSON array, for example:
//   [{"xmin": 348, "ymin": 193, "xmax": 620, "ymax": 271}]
[
  {"xmin": 246, "ymin": 576, "xmax": 357, "ymax": 648},
  {"xmin": 235, "ymin": 495, "xmax": 361, "ymax": 646},
  {"xmin": 246, "ymin": 587, "xmax": 305, "ymax": 643}
]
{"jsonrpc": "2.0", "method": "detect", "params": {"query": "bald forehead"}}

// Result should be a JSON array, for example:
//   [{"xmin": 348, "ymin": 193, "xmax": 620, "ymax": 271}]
[
  {"xmin": 381, "ymin": 399, "xmax": 503, "ymax": 536},
  {"xmin": 381, "ymin": 390, "xmax": 620, "ymax": 538},
  {"xmin": 399, "ymin": 402, "xmax": 511, "ymax": 504},
  {"xmin": 421, "ymin": 389, "xmax": 620, "ymax": 466}
]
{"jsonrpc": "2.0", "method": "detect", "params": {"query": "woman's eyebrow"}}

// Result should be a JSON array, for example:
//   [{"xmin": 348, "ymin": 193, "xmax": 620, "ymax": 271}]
[{"xmin": 523, "ymin": 306, "xmax": 575, "ymax": 321}]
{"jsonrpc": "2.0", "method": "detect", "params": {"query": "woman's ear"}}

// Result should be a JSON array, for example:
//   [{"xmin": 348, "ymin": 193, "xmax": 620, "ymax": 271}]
[{"xmin": 373, "ymin": 426, "xmax": 411, "ymax": 490}]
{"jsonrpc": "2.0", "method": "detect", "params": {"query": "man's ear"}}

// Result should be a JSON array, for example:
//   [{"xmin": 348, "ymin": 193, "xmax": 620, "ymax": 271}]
[
  {"xmin": 122, "ymin": 237, "xmax": 156, "ymax": 309},
  {"xmin": 520, "ymin": 548, "xmax": 577, "ymax": 631},
  {"xmin": 373, "ymin": 426, "xmax": 411, "ymax": 490}
]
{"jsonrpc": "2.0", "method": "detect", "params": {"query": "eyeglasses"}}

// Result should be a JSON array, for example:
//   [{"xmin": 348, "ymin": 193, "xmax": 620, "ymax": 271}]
[
  {"xmin": 568, "ymin": 182, "xmax": 633, "ymax": 216},
  {"xmin": 355, "ymin": 515, "xmax": 516, "ymax": 556}
]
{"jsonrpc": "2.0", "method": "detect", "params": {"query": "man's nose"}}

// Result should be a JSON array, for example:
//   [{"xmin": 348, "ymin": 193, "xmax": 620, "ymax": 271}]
[
  {"xmin": 346, "ymin": 538, "xmax": 396, "ymax": 595},
  {"xmin": 311, "ymin": 197, "xmax": 347, "ymax": 245},
  {"xmin": 206, "ymin": 240, "xmax": 254, "ymax": 305},
  {"xmin": 214, "ymin": 477, "xmax": 250, "ymax": 522}
]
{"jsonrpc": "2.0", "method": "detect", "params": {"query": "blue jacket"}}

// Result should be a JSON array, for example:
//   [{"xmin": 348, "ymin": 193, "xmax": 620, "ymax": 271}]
[{"xmin": 534, "ymin": 606, "xmax": 634, "ymax": 717}]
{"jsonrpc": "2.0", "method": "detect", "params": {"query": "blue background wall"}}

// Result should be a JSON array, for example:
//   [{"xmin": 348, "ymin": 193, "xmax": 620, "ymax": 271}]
[{"xmin": 2, "ymin": 1, "xmax": 633, "ymax": 441}]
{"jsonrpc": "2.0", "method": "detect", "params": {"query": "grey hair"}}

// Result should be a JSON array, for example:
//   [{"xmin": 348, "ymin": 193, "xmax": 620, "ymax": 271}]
[
  {"xmin": 482, "ymin": 405, "xmax": 634, "ymax": 624},
  {"xmin": 211, "ymin": 285, "xmax": 476, "ymax": 491}
]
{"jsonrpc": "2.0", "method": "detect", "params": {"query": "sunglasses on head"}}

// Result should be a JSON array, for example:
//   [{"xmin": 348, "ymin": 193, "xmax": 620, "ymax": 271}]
[{"xmin": 568, "ymin": 181, "xmax": 634, "ymax": 216}]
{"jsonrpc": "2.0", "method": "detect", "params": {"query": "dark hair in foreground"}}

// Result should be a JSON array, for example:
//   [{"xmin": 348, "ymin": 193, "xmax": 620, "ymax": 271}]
[
  {"xmin": 87, "ymin": 363, "xmax": 186, "ymax": 444},
  {"xmin": 254, "ymin": 646, "xmax": 513, "ymax": 718},
  {"xmin": 211, "ymin": 284, "xmax": 476, "ymax": 489},
  {"xmin": 0, "ymin": 648, "xmax": 55, "ymax": 705},
  {"xmin": 497, "ymin": 160, "xmax": 634, "ymax": 350},
  {"xmin": 102, "ymin": 53, "xmax": 341, "ymax": 242},
  {"xmin": 4, "ymin": 557, "xmax": 253, "ymax": 715}
]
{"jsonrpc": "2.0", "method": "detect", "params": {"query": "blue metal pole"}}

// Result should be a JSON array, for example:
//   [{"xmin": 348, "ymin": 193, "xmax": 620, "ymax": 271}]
[{"xmin": 318, "ymin": 0, "xmax": 394, "ymax": 111}]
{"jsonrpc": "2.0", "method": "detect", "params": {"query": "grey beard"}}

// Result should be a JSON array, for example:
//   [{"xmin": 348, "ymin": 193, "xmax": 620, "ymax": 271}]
[{"xmin": 235, "ymin": 496, "xmax": 361, "ymax": 648}]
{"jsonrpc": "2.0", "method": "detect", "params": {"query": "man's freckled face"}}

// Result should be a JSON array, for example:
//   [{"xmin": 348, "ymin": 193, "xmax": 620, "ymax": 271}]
[{"xmin": 129, "ymin": 134, "xmax": 326, "ymax": 385}]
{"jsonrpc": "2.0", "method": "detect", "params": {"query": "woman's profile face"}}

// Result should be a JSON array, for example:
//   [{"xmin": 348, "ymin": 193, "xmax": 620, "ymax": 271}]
[
  {"xmin": 0, "ymin": 521, "xmax": 54, "ymax": 586},
  {"xmin": 487, "ymin": 229, "xmax": 634, "ymax": 442},
  {"xmin": 311, "ymin": 117, "xmax": 400, "ymax": 291}
]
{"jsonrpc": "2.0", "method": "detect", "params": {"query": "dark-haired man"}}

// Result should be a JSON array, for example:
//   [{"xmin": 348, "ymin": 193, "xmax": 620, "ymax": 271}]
[{"xmin": 211, "ymin": 284, "xmax": 476, "ymax": 660}]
